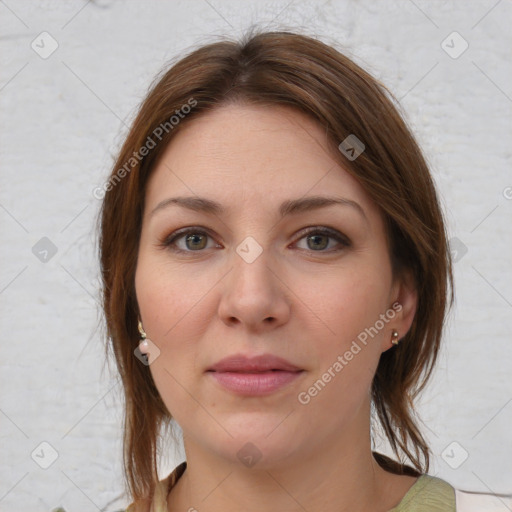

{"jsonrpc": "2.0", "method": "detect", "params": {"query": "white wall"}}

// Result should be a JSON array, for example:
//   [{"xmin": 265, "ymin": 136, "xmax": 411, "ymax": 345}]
[{"xmin": 1, "ymin": 1, "xmax": 511, "ymax": 510}]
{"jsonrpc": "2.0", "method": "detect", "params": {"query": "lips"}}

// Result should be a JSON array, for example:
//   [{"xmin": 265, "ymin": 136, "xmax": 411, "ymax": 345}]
[
  {"xmin": 207, "ymin": 353, "xmax": 302, "ymax": 373},
  {"xmin": 206, "ymin": 354, "xmax": 304, "ymax": 396}
]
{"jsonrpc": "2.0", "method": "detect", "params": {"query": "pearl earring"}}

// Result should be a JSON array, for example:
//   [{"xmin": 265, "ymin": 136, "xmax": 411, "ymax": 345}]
[{"xmin": 138, "ymin": 320, "xmax": 149, "ymax": 352}]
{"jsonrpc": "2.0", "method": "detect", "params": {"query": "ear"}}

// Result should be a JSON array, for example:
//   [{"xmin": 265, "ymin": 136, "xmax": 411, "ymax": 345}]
[{"xmin": 382, "ymin": 269, "xmax": 418, "ymax": 352}]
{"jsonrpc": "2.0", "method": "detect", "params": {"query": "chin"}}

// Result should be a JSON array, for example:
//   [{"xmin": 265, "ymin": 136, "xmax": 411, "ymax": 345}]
[{"xmin": 214, "ymin": 414, "xmax": 304, "ymax": 470}]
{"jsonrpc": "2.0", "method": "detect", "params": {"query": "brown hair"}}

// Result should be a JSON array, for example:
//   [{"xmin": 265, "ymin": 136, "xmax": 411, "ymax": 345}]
[{"xmin": 98, "ymin": 29, "xmax": 453, "ymax": 504}]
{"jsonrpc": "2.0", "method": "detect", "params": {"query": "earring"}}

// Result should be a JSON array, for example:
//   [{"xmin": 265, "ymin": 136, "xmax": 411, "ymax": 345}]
[
  {"xmin": 138, "ymin": 319, "xmax": 149, "ymax": 352},
  {"xmin": 391, "ymin": 330, "xmax": 400, "ymax": 345}
]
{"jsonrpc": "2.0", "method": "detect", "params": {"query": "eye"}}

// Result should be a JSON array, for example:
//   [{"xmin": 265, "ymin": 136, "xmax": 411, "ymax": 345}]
[
  {"xmin": 293, "ymin": 227, "xmax": 351, "ymax": 252},
  {"xmin": 159, "ymin": 228, "xmax": 219, "ymax": 254},
  {"xmin": 159, "ymin": 226, "xmax": 351, "ymax": 254}
]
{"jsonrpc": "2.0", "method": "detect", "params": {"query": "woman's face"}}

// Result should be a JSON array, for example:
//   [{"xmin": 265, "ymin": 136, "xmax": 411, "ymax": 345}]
[{"xmin": 135, "ymin": 104, "xmax": 416, "ymax": 468}]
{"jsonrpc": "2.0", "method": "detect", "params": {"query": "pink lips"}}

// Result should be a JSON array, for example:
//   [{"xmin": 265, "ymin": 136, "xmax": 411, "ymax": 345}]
[{"xmin": 206, "ymin": 354, "xmax": 304, "ymax": 396}]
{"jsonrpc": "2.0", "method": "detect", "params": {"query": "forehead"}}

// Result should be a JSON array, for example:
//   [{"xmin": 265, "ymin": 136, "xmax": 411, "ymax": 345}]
[
  {"xmin": 144, "ymin": 104, "xmax": 378, "ymax": 221},
  {"xmin": 162, "ymin": 103, "xmax": 330, "ymax": 166}
]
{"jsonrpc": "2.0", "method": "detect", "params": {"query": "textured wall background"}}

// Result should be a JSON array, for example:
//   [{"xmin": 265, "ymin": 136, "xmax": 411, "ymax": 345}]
[{"xmin": 1, "ymin": 1, "xmax": 511, "ymax": 510}]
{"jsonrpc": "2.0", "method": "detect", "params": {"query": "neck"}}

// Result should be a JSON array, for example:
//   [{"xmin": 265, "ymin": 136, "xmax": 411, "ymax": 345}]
[{"xmin": 167, "ymin": 404, "xmax": 413, "ymax": 512}]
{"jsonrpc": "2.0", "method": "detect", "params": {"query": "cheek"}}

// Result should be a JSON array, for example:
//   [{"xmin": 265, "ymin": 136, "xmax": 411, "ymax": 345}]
[
  {"xmin": 310, "ymin": 264, "xmax": 392, "ymax": 342},
  {"xmin": 135, "ymin": 250, "xmax": 208, "ymax": 338},
  {"xmin": 148, "ymin": 343, "xmax": 198, "ymax": 423},
  {"xmin": 135, "ymin": 254, "xmax": 211, "ymax": 415},
  {"xmin": 299, "ymin": 265, "xmax": 391, "ymax": 402}
]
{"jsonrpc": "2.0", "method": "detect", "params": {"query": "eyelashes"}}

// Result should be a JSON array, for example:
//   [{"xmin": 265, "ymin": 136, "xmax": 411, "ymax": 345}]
[{"xmin": 158, "ymin": 226, "xmax": 351, "ymax": 255}]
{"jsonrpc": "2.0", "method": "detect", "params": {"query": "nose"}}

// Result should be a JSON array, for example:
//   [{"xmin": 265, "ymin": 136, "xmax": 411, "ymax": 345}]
[{"xmin": 217, "ymin": 244, "xmax": 291, "ymax": 333}]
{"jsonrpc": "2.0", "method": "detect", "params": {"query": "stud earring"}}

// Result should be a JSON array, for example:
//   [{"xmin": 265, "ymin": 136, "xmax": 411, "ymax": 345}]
[{"xmin": 391, "ymin": 330, "xmax": 400, "ymax": 345}]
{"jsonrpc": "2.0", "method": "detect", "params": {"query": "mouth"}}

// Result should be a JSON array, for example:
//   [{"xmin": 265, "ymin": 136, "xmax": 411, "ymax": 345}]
[
  {"xmin": 207, "ymin": 370, "xmax": 304, "ymax": 396},
  {"xmin": 206, "ymin": 353, "xmax": 304, "ymax": 396},
  {"xmin": 207, "ymin": 353, "xmax": 302, "ymax": 373}
]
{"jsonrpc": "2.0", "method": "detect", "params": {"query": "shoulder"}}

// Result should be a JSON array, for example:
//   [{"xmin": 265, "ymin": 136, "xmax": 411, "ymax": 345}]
[
  {"xmin": 389, "ymin": 474, "xmax": 456, "ymax": 511},
  {"xmin": 389, "ymin": 473, "xmax": 512, "ymax": 512}
]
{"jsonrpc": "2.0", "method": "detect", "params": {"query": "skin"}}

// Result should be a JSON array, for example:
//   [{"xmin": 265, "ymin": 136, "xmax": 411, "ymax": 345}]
[{"xmin": 135, "ymin": 103, "xmax": 419, "ymax": 512}]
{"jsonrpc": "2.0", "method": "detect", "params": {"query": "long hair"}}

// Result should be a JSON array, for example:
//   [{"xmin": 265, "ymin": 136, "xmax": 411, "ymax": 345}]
[{"xmin": 98, "ymin": 29, "xmax": 453, "ymax": 504}]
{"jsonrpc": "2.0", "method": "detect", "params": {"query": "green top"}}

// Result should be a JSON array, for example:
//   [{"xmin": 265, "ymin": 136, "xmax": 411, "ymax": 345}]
[
  {"xmin": 389, "ymin": 473, "xmax": 455, "ymax": 511},
  {"xmin": 126, "ymin": 462, "xmax": 456, "ymax": 512}
]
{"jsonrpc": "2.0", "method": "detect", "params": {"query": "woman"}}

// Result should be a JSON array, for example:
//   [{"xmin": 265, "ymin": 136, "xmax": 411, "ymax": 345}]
[{"xmin": 98, "ymin": 30, "xmax": 502, "ymax": 511}]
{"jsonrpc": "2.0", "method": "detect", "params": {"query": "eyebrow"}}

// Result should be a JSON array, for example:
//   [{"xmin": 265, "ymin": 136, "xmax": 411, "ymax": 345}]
[{"xmin": 149, "ymin": 195, "xmax": 367, "ymax": 222}]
